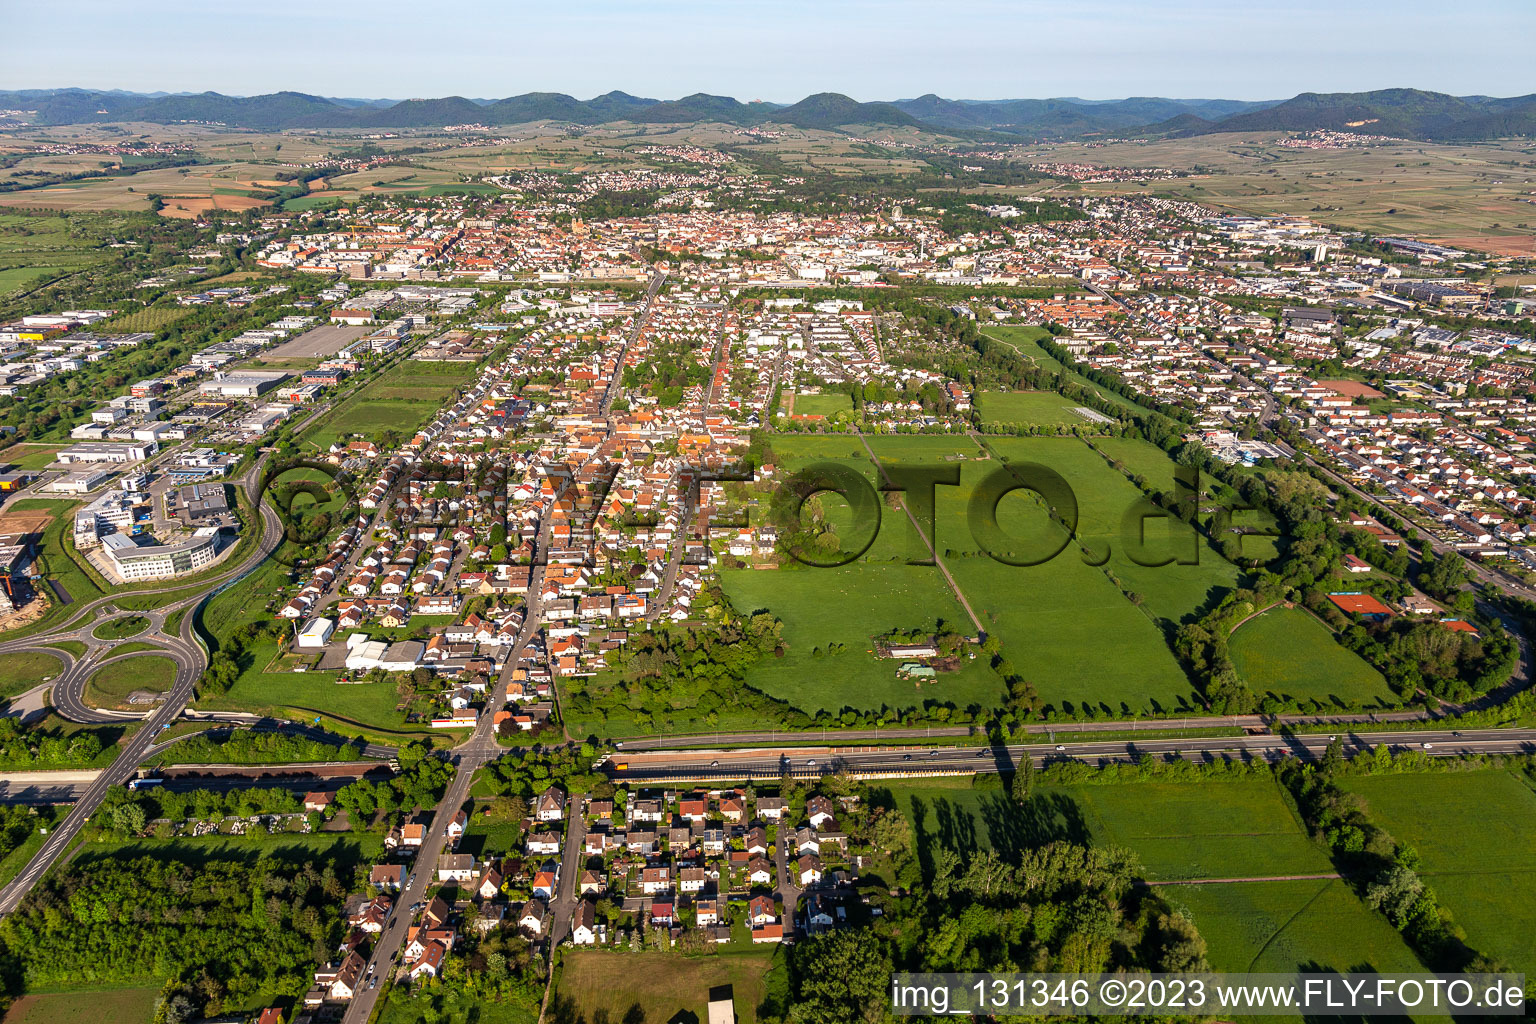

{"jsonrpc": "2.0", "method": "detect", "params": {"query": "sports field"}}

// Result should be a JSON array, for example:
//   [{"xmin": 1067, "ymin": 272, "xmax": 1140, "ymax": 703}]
[
  {"xmin": 790, "ymin": 391, "xmax": 852, "ymax": 417},
  {"xmin": 1229, "ymin": 605, "xmax": 1395, "ymax": 706},
  {"xmin": 1340, "ymin": 770, "xmax": 1536, "ymax": 974}
]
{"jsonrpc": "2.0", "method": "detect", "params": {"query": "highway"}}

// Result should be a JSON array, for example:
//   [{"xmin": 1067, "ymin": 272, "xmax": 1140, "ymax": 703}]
[{"xmin": 601, "ymin": 726, "xmax": 1536, "ymax": 784}]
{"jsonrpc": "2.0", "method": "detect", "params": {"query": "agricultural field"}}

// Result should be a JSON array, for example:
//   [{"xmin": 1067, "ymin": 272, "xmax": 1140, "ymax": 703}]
[
  {"xmin": 975, "ymin": 390, "xmax": 1112, "ymax": 428},
  {"xmin": 0, "ymin": 161, "xmax": 284, "ymax": 216},
  {"xmin": 718, "ymin": 563, "xmax": 1004, "ymax": 715},
  {"xmin": 97, "ymin": 306, "xmax": 192, "ymax": 333},
  {"xmin": 982, "ymin": 325, "xmax": 1156, "ymax": 416},
  {"xmin": 1039, "ymin": 133, "xmax": 1536, "ymax": 256},
  {"xmin": 1064, "ymin": 777, "xmax": 1331, "ymax": 881},
  {"xmin": 1, "ymin": 987, "xmax": 161, "ymax": 1024},
  {"xmin": 735, "ymin": 433, "xmax": 1238, "ymax": 715},
  {"xmin": 1166, "ymin": 878, "xmax": 1426, "ymax": 974},
  {"xmin": 1229, "ymin": 605, "xmax": 1395, "ymax": 706},
  {"xmin": 0, "ymin": 212, "xmax": 114, "ymax": 298},
  {"xmin": 553, "ymin": 949, "xmax": 785, "ymax": 1024},
  {"xmin": 1339, "ymin": 770, "xmax": 1536, "ymax": 974},
  {"xmin": 884, "ymin": 776, "xmax": 1425, "ymax": 977}
]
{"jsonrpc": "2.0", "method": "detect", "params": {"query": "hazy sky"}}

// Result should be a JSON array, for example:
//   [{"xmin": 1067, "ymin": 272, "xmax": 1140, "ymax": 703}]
[{"xmin": 2, "ymin": 0, "xmax": 1532, "ymax": 101}]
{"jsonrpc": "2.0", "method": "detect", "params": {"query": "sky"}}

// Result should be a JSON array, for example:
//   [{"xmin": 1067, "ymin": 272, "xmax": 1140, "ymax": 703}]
[{"xmin": 2, "ymin": 0, "xmax": 1533, "ymax": 102}]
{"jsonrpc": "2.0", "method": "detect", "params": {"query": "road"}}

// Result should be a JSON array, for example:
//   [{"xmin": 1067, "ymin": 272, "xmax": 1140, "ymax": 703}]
[
  {"xmin": 600, "ymin": 726, "xmax": 1536, "ymax": 784},
  {"xmin": 545, "ymin": 795, "xmax": 588, "ymax": 947},
  {"xmin": 0, "ymin": 446, "xmax": 286, "ymax": 914},
  {"xmin": 346, "ymin": 272, "xmax": 678, "ymax": 1023}
]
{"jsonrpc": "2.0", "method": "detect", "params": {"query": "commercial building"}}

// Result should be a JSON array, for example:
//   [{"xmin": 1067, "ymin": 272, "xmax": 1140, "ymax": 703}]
[
  {"xmin": 48, "ymin": 468, "xmax": 114, "ymax": 494},
  {"xmin": 101, "ymin": 527, "xmax": 221, "ymax": 581},
  {"xmin": 198, "ymin": 371, "xmax": 289, "ymax": 398},
  {"xmin": 171, "ymin": 483, "xmax": 231, "ymax": 526},
  {"xmin": 56, "ymin": 441, "xmax": 156, "ymax": 465},
  {"xmin": 298, "ymin": 617, "xmax": 336, "ymax": 648}
]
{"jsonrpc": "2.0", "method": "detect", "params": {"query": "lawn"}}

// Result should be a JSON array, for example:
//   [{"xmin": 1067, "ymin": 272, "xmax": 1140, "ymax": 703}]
[
  {"xmin": 1229, "ymin": 605, "xmax": 1395, "ymax": 706},
  {"xmin": 1339, "ymin": 770, "xmax": 1536, "ymax": 974},
  {"xmin": 0, "ymin": 828, "xmax": 48, "ymax": 889},
  {"xmin": 85, "ymin": 655, "xmax": 176, "ymax": 708},
  {"xmin": 975, "ymin": 390, "xmax": 1110, "ymax": 428},
  {"xmin": 377, "ymin": 990, "xmax": 536, "ymax": 1024},
  {"xmin": 193, "ymin": 637, "xmax": 426, "ymax": 741},
  {"xmin": 91, "ymin": 615, "xmax": 149, "ymax": 641},
  {"xmin": 553, "ymin": 949, "xmax": 785, "ymax": 1024},
  {"xmin": 2, "ymin": 987, "xmax": 161, "ymax": 1024},
  {"xmin": 0, "ymin": 443, "xmax": 65, "ymax": 469},
  {"xmin": 0, "ymin": 651, "xmax": 64, "ymax": 700}
]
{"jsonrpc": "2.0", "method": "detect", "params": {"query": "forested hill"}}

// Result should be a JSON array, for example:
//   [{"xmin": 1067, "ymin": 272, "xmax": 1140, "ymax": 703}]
[{"xmin": 3, "ymin": 86, "xmax": 1533, "ymax": 140}]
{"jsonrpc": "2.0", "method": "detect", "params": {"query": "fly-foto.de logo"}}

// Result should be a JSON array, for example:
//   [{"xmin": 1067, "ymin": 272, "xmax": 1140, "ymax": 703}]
[{"xmin": 767, "ymin": 461, "xmax": 1279, "ymax": 569}]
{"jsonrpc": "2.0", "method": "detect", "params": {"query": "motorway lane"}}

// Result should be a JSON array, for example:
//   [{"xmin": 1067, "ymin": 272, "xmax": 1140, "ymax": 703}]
[{"xmin": 603, "ymin": 727, "xmax": 1536, "ymax": 784}]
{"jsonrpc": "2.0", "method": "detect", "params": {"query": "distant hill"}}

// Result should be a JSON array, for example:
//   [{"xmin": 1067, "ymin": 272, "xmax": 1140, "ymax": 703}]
[
  {"xmin": 1185, "ymin": 88, "xmax": 1536, "ymax": 141},
  {"xmin": 1, "ymin": 86, "xmax": 1532, "ymax": 141},
  {"xmin": 890, "ymin": 95, "xmax": 1276, "ymax": 137}
]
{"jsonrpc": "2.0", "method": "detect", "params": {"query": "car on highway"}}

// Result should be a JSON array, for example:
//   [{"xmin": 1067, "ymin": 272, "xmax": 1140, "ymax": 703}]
[
  {"xmin": 710, "ymin": 760, "xmax": 719, "ymax": 767},
  {"xmin": 1422, "ymin": 742, "xmax": 1434, "ymax": 749},
  {"xmin": 902, "ymin": 754, "xmax": 912, "ymax": 760},
  {"xmin": 806, "ymin": 759, "xmax": 816, "ymax": 766},
  {"xmin": 1055, "ymin": 744, "xmax": 1065, "ymax": 751}
]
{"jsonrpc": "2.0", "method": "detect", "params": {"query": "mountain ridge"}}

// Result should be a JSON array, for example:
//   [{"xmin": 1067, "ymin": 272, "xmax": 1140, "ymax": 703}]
[{"xmin": 1, "ymin": 87, "xmax": 1532, "ymax": 140}]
